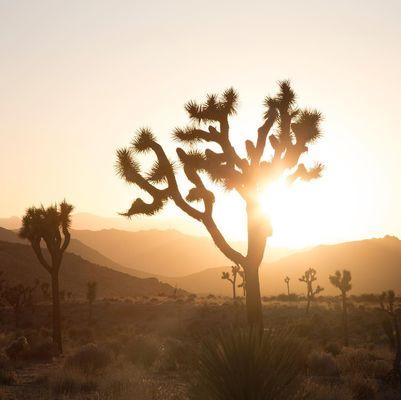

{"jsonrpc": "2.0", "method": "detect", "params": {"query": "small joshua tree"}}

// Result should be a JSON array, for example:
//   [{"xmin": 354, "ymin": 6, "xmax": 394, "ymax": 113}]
[
  {"xmin": 86, "ymin": 281, "xmax": 97, "ymax": 323},
  {"xmin": 299, "ymin": 268, "xmax": 324, "ymax": 314},
  {"xmin": 1, "ymin": 281, "xmax": 39, "ymax": 328},
  {"xmin": 221, "ymin": 265, "xmax": 241, "ymax": 299},
  {"xmin": 329, "ymin": 270, "xmax": 352, "ymax": 346},
  {"xmin": 379, "ymin": 290, "xmax": 401, "ymax": 378},
  {"xmin": 116, "ymin": 82, "xmax": 324, "ymax": 328},
  {"xmin": 19, "ymin": 200, "xmax": 73, "ymax": 354},
  {"xmin": 284, "ymin": 276, "xmax": 290, "ymax": 296}
]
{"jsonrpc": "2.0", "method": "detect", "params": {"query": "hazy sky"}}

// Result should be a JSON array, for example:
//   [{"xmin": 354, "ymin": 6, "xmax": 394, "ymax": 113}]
[{"xmin": 1, "ymin": 0, "xmax": 400, "ymax": 247}]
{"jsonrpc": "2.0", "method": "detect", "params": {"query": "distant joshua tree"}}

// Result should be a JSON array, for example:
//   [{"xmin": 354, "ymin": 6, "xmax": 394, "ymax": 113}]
[
  {"xmin": 379, "ymin": 290, "xmax": 401, "ymax": 378},
  {"xmin": 116, "ymin": 82, "xmax": 324, "ymax": 327},
  {"xmin": 221, "ymin": 265, "xmax": 241, "ymax": 299},
  {"xmin": 329, "ymin": 270, "xmax": 352, "ymax": 346},
  {"xmin": 19, "ymin": 200, "xmax": 73, "ymax": 354},
  {"xmin": 284, "ymin": 276, "xmax": 290, "ymax": 296},
  {"xmin": 1, "ymin": 280, "xmax": 39, "ymax": 328},
  {"xmin": 299, "ymin": 268, "xmax": 324, "ymax": 314},
  {"xmin": 86, "ymin": 281, "xmax": 97, "ymax": 323}
]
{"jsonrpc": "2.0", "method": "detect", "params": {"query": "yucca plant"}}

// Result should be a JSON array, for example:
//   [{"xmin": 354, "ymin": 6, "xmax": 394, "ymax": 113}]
[
  {"xmin": 284, "ymin": 276, "xmax": 290, "ymax": 296},
  {"xmin": 19, "ymin": 200, "xmax": 73, "ymax": 354},
  {"xmin": 116, "ymin": 81, "xmax": 324, "ymax": 328},
  {"xmin": 192, "ymin": 328, "xmax": 306, "ymax": 400}
]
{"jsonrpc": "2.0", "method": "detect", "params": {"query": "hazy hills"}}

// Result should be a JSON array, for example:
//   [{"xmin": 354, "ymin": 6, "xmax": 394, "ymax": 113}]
[
  {"xmin": 0, "ymin": 215, "xmax": 294, "ymax": 277},
  {"xmin": 0, "ymin": 237, "xmax": 180, "ymax": 298},
  {"xmin": 162, "ymin": 236, "xmax": 401, "ymax": 296}
]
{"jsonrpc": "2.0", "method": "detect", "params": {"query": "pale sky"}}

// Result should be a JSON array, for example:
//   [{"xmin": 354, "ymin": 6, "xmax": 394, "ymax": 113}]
[{"xmin": 1, "ymin": 0, "xmax": 400, "ymax": 248}]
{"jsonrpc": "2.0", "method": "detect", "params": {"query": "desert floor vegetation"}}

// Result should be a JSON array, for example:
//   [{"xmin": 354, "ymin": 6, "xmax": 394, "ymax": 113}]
[{"xmin": 0, "ymin": 294, "xmax": 400, "ymax": 399}]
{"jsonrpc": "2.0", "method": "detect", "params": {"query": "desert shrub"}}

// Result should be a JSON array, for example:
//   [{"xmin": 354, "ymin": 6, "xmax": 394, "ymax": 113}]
[
  {"xmin": 24, "ymin": 335, "xmax": 56, "ymax": 361},
  {"xmin": 0, "ymin": 368, "xmax": 17, "ymax": 385},
  {"xmin": 299, "ymin": 380, "xmax": 352, "ymax": 400},
  {"xmin": 158, "ymin": 338, "xmax": 198, "ymax": 372},
  {"xmin": 325, "ymin": 342, "xmax": 342, "ymax": 356},
  {"xmin": 65, "ymin": 343, "xmax": 112, "ymax": 374},
  {"xmin": 68, "ymin": 327, "xmax": 94, "ymax": 344},
  {"xmin": 50, "ymin": 368, "xmax": 97, "ymax": 395},
  {"xmin": 125, "ymin": 335, "xmax": 161, "ymax": 368},
  {"xmin": 191, "ymin": 328, "xmax": 306, "ymax": 400},
  {"xmin": 346, "ymin": 374, "xmax": 378, "ymax": 400},
  {"xmin": 307, "ymin": 351, "xmax": 338, "ymax": 377},
  {"xmin": 336, "ymin": 348, "xmax": 377, "ymax": 377}
]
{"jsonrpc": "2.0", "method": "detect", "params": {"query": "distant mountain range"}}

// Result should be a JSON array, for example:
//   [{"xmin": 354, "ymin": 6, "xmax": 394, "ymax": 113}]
[
  {"xmin": 162, "ymin": 235, "xmax": 401, "ymax": 296},
  {"xmin": 0, "ymin": 214, "xmax": 295, "ymax": 277},
  {"xmin": 1, "ymin": 222, "xmax": 400, "ymax": 296},
  {"xmin": 0, "ymin": 228, "xmax": 180, "ymax": 298}
]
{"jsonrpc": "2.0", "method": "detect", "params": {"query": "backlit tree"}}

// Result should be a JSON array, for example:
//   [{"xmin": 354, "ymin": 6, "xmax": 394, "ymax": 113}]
[
  {"xmin": 19, "ymin": 201, "xmax": 73, "ymax": 354},
  {"xmin": 116, "ymin": 82, "xmax": 323, "ymax": 327},
  {"xmin": 221, "ymin": 265, "xmax": 241, "ymax": 299}
]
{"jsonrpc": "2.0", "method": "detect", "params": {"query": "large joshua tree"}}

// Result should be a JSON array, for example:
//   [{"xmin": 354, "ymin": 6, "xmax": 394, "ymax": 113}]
[
  {"xmin": 329, "ymin": 270, "xmax": 352, "ymax": 346},
  {"xmin": 19, "ymin": 201, "xmax": 73, "ymax": 354},
  {"xmin": 116, "ymin": 82, "xmax": 323, "ymax": 327}
]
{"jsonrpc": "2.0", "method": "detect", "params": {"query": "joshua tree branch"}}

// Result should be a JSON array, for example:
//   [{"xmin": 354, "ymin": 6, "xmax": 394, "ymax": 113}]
[{"xmin": 31, "ymin": 240, "xmax": 51, "ymax": 273}]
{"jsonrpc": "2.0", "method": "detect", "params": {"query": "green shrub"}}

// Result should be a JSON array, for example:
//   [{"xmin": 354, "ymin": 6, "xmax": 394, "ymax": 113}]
[
  {"xmin": 65, "ymin": 343, "xmax": 112, "ymax": 374},
  {"xmin": 192, "ymin": 328, "xmax": 306, "ymax": 400}
]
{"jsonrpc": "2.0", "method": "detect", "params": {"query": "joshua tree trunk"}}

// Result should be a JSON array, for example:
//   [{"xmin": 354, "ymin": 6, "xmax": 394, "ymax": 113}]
[
  {"xmin": 243, "ymin": 201, "xmax": 268, "ymax": 328},
  {"xmin": 342, "ymin": 291, "xmax": 349, "ymax": 346},
  {"xmin": 51, "ymin": 272, "xmax": 62, "ymax": 354},
  {"xmin": 244, "ymin": 265, "xmax": 263, "ymax": 328},
  {"xmin": 286, "ymin": 282, "xmax": 290, "ymax": 296},
  {"xmin": 306, "ymin": 296, "xmax": 311, "ymax": 314}
]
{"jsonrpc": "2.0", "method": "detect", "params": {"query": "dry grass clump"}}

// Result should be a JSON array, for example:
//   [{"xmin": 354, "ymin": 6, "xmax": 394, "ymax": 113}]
[
  {"xmin": 307, "ymin": 351, "xmax": 338, "ymax": 377},
  {"xmin": 298, "ymin": 380, "xmax": 353, "ymax": 400},
  {"xmin": 125, "ymin": 335, "xmax": 161, "ymax": 368},
  {"xmin": 65, "ymin": 343, "xmax": 112, "ymax": 374}
]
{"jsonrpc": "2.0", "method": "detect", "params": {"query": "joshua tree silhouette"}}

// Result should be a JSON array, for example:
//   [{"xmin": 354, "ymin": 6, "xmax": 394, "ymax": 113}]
[
  {"xmin": 299, "ymin": 268, "xmax": 324, "ymax": 314},
  {"xmin": 116, "ymin": 82, "xmax": 323, "ymax": 327},
  {"xmin": 379, "ymin": 290, "xmax": 401, "ymax": 378},
  {"xmin": 86, "ymin": 281, "xmax": 97, "ymax": 323},
  {"xmin": 284, "ymin": 276, "xmax": 290, "ymax": 296},
  {"xmin": 19, "ymin": 201, "xmax": 73, "ymax": 354},
  {"xmin": 221, "ymin": 265, "xmax": 241, "ymax": 299},
  {"xmin": 329, "ymin": 270, "xmax": 352, "ymax": 346}
]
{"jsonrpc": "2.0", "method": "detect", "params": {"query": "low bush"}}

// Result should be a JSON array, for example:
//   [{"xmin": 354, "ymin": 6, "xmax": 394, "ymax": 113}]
[
  {"xmin": 65, "ymin": 343, "xmax": 112, "ymax": 374},
  {"xmin": 307, "ymin": 351, "xmax": 338, "ymax": 377},
  {"xmin": 125, "ymin": 335, "xmax": 161, "ymax": 368}
]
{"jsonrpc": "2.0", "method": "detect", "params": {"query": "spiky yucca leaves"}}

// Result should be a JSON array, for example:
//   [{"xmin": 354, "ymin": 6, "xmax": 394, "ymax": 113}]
[
  {"xmin": 192, "ymin": 328, "xmax": 306, "ymax": 400},
  {"xmin": 116, "ymin": 81, "xmax": 324, "ymax": 328},
  {"xmin": 379, "ymin": 290, "xmax": 401, "ymax": 378},
  {"xmin": 329, "ymin": 270, "xmax": 352, "ymax": 294}
]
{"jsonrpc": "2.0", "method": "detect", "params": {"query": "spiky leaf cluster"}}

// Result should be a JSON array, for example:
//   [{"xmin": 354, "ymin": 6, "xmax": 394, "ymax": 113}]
[
  {"xmin": 116, "ymin": 82, "xmax": 324, "ymax": 268},
  {"xmin": 329, "ymin": 270, "xmax": 352, "ymax": 294}
]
